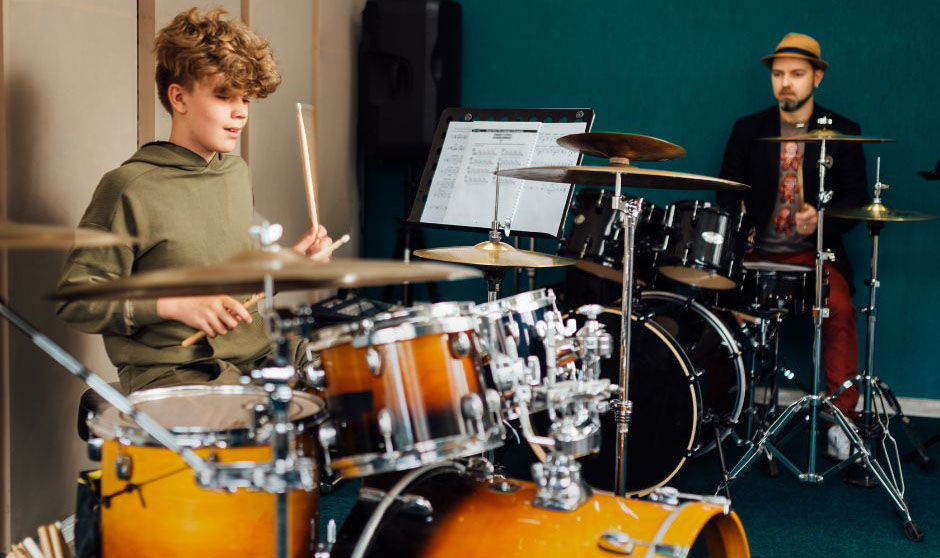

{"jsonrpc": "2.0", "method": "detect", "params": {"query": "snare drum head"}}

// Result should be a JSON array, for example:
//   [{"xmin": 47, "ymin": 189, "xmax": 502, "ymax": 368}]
[{"xmin": 89, "ymin": 385, "xmax": 325, "ymax": 446}]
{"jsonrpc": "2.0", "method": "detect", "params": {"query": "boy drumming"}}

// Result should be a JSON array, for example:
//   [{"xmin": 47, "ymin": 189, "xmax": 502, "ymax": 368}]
[{"xmin": 57, "ymin": 8, "xmax": 331, "ymax": 393}]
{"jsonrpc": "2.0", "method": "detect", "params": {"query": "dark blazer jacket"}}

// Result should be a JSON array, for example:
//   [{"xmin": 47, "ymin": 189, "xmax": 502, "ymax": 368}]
[{"xmin": 716, "ymin": 103, "xmax": 870, "ymax": 288}]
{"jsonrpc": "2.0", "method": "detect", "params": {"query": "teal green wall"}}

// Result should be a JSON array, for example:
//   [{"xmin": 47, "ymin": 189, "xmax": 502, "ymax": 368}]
[{"xmin": 364, "ymin": 0, "xmax": 940, "ymax": 399}]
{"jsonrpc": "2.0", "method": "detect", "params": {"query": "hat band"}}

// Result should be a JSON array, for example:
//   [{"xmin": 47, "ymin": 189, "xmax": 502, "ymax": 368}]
[{"xmin": 774, "ymin": 46, "xmax": 820, "ymax": 61}]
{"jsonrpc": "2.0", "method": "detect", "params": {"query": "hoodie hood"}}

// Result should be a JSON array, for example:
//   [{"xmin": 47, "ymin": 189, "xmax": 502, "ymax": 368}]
[{"xmin": 123, "ymin": 141, "xmax": 235, "ymax": 172}]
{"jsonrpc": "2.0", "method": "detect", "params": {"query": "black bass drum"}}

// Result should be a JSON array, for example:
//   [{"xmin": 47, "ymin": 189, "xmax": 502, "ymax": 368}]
[{"xmin": 578, "ymin": 291, "xmax": 747, "ymax": 494}]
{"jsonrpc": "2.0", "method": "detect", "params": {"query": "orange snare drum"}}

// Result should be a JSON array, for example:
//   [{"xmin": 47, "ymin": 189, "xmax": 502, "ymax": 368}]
[
  {"xmin": 307, "ymin": 302, "xmax": 504, "ymax": 477},
  {"xmin": 88, "ymin": 385, "xmax": 325, "ymax": 558},
  {"xmin": 333, "ymin": 471, "xmax": 750, "ymax": 558}
]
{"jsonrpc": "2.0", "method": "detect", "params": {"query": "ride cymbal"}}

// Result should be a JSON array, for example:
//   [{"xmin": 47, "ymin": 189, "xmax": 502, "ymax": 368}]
[
  {"xmin": 827, "ymin": 203, "xmax": 936, "ymax": 222},
  {"xmin": 759, "ymin": 129, "xmax": 893, "ymax": 143},
  {"xmin": 53, "ymin": 248, "xmax": 481, "ymax": 300},
  {"xmin": 557, "ymin": 132, "xmax": 687, "ymax": 162},
  {"xmin": 0, "ymin": 221, "xmax": 136, "ymax": 249},
  {"xmin": 413, "ymin": 241, "xmax": 574, "ymax": 268},
  {"xmin": 496, "ymin": 164, "xmax": 748, "ymax": 191}
]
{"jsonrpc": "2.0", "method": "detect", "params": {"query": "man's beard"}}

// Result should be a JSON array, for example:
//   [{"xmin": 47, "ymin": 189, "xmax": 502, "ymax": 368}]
[{"xmin": 779, "ymin": 90, "xmax": 813, "ymax": 112}]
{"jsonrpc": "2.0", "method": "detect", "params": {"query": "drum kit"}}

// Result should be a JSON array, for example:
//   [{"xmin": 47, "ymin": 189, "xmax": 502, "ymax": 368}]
[{"xmin": 2, "ymin": 123, "xmax": 933, "ymax": 556}]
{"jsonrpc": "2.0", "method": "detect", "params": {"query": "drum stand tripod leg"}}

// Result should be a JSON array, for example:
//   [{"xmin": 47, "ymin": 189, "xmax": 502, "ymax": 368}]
[
  {"xmin": 873, "ymin": 378, "xmax": 934, "ymax": 473},
  {"xmin": 708, "ymin": 416, "xmax": 733, "ymax": 502},
  {"xmin": 821, "ymin": 394, "xmax": 924, "ymax": 541}
]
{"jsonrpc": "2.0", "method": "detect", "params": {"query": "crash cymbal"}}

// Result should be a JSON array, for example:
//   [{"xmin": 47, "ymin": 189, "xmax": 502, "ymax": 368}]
[
  {"xmin": 759, "ymin": 129, "xmax": 893, "ymax": 143},
  {"xmin": 0, "ymin": 221, "xmax": 136, "ymax": 249},
  {"xmin": 557, "ymin": 132, "xmax": 686, "ymax": 162},
  {"xmin": 827, "ymin": 202, "xmax": 936, "ymax": 222},
  {"xmin": 53, "ymin": 248, "xmax": 481, "ymax": 300},
  {"xmin": 496, "ymin": 164, "xmax": 748, "ymax": 190},
  {"xmin": 413, "ymin": 241, "xmax": 575, "ymax": 268}
]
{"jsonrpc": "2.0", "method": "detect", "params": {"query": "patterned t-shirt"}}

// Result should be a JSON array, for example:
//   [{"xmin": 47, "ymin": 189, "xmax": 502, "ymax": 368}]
[{"xmin": 755, "ymin": 121, "xmax": 814, "ymax": 253}]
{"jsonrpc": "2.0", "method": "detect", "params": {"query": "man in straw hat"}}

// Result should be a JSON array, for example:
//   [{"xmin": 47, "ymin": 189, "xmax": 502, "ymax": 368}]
[{"xmin": 717, "ymin": 32, "xmax": 870, "ymax": 461}]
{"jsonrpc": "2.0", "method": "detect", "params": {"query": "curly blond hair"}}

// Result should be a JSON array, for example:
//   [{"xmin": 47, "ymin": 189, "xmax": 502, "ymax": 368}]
[{"xmin": 155, "ymin": 7, "xmax": 281, "ymax": 113}]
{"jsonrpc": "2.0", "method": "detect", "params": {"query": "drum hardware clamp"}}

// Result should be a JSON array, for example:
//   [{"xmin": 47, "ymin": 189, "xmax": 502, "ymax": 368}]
[
  {"xmin": 597, "ymin": 529, "xmax": 687, "ymax": 557},
  {"xmin": 357, "ymin": 487, "xmax": 434, "ymax": 517}
]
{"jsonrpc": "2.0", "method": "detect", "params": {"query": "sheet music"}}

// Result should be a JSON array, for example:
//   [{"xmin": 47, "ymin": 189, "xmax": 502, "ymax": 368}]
[
  {"xmin": 509, "ymin": 121, "xmax": 588, "ymax": 234},
  {"xmin": 423, "ymin": 121, "xmax": 541, "ymax": 229},
  {"xmin": 419, "ymin": 118, "xmax": 588, "ymax": 236}
]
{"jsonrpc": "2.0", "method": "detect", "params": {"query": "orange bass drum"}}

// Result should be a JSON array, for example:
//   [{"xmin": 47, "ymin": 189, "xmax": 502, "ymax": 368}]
[{"xmin": 332, "ymin": 470, "xmax": 750, "ymax": 558}]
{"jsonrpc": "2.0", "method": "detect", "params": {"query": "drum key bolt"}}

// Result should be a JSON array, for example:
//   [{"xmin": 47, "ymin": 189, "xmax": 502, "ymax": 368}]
[
  {"xmin": 115, "ymin": 450, "xmax": 134, "ymax": 481},
  {"xmin": 86, "ymin": 438, "xmax": 103, "ymax": 462},
  {"xmin": 318, "ymin": 422, "xmax": 337, "ymax": 475},
  {"xmin": 378, "ymin": 409, "xmax": 396, "ymax": 454},
  {"xmin": 461, "ymin": 393, "xmax": 486, "ymax": 436},
  {"xmin": 449, "ymin": 332, "xmax": 471, "ymax": 358},
  {"xmin": 366, "ymin": 348, "xmax": 382, "ymax": 376}
]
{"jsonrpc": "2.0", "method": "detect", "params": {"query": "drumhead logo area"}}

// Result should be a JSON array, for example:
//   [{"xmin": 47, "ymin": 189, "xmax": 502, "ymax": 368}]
[{"xmin": 701, "ymin": 231, "xmax": 725, "ymax": 245}]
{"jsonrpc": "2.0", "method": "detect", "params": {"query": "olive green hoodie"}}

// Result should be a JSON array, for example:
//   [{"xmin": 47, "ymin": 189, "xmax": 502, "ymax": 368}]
[{"xmin": 56, "ymin": 142, "xmax": 271, "ymax": 392}]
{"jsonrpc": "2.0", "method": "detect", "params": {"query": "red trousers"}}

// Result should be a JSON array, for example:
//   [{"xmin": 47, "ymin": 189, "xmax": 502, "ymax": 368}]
[{"xmin": 751, "ymin": 251, "xmax": 859, "ymax": 418}]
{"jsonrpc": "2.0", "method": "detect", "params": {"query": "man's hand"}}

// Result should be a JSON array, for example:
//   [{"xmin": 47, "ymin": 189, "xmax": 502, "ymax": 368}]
[
  {"xmin": 293, "ymin": 224, "xmax": 333, "ymax": 261},
  {"xmin": 795, "ymin": 203, "xmax": 818, "ymax": 236},
  {"xmin": 157, "ymin": 295, "xmax": 253, "ymax": 338}
]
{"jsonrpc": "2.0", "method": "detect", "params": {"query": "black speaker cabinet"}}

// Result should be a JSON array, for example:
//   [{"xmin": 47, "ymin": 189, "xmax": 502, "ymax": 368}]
[{"xmin": 358, "ymin": 0, "xmax": 462, "ymax": 158}]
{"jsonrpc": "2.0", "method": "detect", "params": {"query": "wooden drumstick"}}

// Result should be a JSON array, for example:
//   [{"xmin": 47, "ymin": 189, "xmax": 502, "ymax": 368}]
[
  {"xmin": 296, "ymin": 102, "xmax": 320, "ymax": 232},
  {"xmin": 179, "ymin": 234, "xmax": 350, "ymax": 347},
  {"xmin": 48, "ymin": 524, "xmax": 65, "ymax": 558},
  {"xmin": 37, "ymin": 526, "xmax": 54, "ymax": 558}
]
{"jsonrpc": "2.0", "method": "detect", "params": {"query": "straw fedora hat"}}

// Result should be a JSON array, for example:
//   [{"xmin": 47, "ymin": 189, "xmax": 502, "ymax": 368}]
[{"xmin": 762, "ymin": 32, "xmax": 828, "ymax": 71}]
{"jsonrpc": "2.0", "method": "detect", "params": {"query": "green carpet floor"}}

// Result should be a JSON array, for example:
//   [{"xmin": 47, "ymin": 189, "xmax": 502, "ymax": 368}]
[{"xmin": 321, "ymin": 417, "xmax": 940, "ymax": 557}]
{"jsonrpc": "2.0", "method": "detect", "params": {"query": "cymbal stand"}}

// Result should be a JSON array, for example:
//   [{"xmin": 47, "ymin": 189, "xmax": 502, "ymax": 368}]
[
  {"xmin": 209, "ymin": 223, "xmax": 318, "ymax": 558},
  {"xmin": 483, "ymin": 171, "xmax": 513, "ymax": 302},
  {"xmin": 0, "ymin": 298, "xmax": 214, "ymax": 480},
  {"xmin": 833, "ymin": 166, "xmax": 932, "ymax": 480},
  {"xmin": 720, "ymin": 119, "xmax": 922, "ymax": 541},
  {"xmin": 610, "ymin": 169, "xmax": 644, "ymax": 496}
]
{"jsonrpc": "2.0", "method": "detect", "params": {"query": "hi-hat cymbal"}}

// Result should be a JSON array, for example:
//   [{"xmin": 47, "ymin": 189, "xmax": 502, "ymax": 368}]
[
  {"xmin": 53, "ymin": 248, "xmax": 481, "ymax": 300},
  {"xmin": 759, "ymin": 129, "xmax": 893, "ymax": 143},
  {"xmin": 556, "ymin": 132, "xmax": 687, "ymax": 162},
  {"xmin": 827, "ymin": 203, "xmax": 936, "ymax": 222},
  {"xmin": 496, "ymin": 164, "xmax": 748, "ymax": 190},
  {"xmin": 0, "ymin": 221, "xmax": 136, "ymax": 249},
  {"xmin": 413, "ymin": 241, "xmax": 575, "ymax": 268}
]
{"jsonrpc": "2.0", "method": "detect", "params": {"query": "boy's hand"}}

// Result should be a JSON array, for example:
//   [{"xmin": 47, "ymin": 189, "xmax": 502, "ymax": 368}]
[
  {"xmin": 795, "ymin": 203, "xmax": 818, "ymax": 235},
  {"xmin": 293, "ymin": 224, "xmax": 333, "ymax": 261},
  {"xmin": 157, "ymin": 295, "xmax": 253, "ymax": 337}
]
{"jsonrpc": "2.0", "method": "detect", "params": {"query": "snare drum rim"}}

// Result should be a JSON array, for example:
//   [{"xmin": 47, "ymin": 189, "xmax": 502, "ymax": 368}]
[
  {"xmin": 331, "ymin": 431, "xmax": 504, "ymax": 478},
  {"xmin": 473, "ymin": 288, "xmax": 556, "ymax": 318},
  {"xmin": 87, "ymin": 385, "xmax": 326, "ymax": 447},
  {"xmin": 307, "ymin": 301, "xmax": 477, "ymax": 351}
]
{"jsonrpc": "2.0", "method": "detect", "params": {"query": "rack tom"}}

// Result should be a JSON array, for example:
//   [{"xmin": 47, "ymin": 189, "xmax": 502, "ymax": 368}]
[
  {"xmin": 659, "ymin": 200, "xmax": 746, "ymax": 290},
  {"xmin": 307, "ymin": 302, "xmax": 503, "ymax": 478}
]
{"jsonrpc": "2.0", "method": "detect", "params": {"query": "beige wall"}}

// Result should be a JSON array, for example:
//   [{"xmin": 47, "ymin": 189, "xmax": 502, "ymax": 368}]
[
  {"xmin": 4, "ymin": 0, "xmax": 136, "ymax": 543},
  {"xmin": 0, "ymin": 0, "xmax": 363, "ymax": 547}
]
